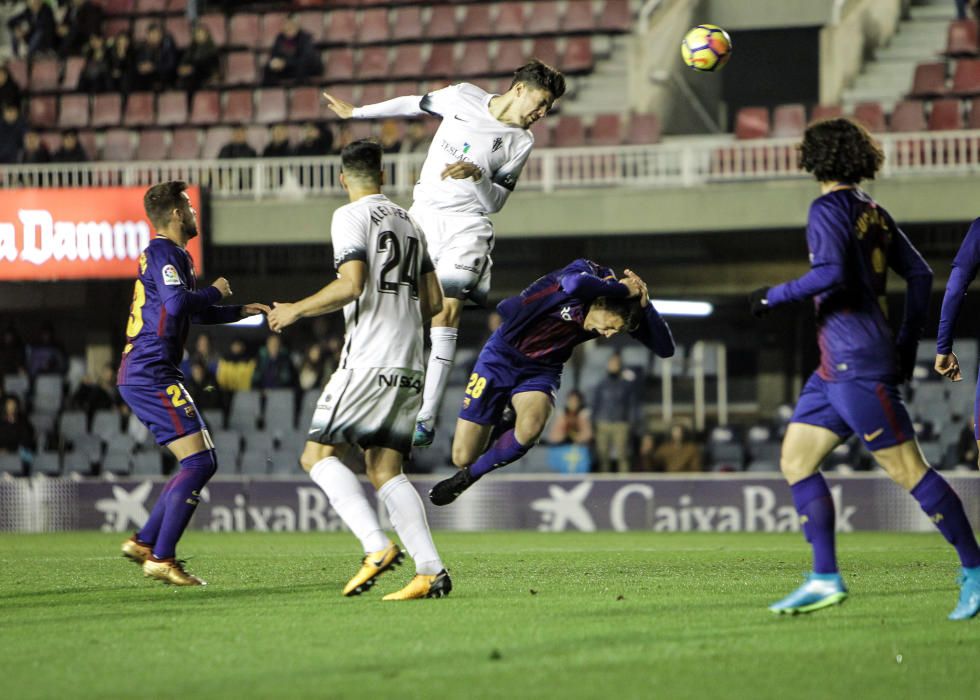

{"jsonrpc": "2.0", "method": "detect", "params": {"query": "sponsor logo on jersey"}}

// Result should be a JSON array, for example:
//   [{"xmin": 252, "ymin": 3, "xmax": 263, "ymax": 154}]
[
  {"xmin": 492, "ymin": 137, "xmax": 503, "ymax": 153},
  {"xmin": 161, "ymin": 264, "xmax": 182, "ymax": 286},
  {"xmin": 454, "ymin": 262, "xmax": 479, "ymax": 273},
  {"xmin": 378, "ymin": 373, "xmax": 423, "ymax": 394},
  {"xmin": 463, "ymin": 142, "xmax": 471, "ymax": 154}
]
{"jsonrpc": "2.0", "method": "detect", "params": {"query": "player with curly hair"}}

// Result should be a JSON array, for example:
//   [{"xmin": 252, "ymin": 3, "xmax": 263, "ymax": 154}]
[{"xmin": 750, "ymin": 117, "xmax": 980, "ymax": 620}]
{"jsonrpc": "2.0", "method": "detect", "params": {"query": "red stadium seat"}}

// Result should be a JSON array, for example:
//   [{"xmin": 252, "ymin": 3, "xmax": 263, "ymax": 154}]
[
  {"xmin": 460, "ymin": 5, "xmax": 491, "ymax": 37},
  {"xmin": 852, "ymin": 101, "xmax": 886, "ymax": 132},
  {"xmin": 391, "ymin": 6, "xmax": 423, "ymax": 42},
  {"xmin": 553, "ymin": 115, "xmax": 585, "ymax": 147},
  {"xmin": 928, "ymin": 98, "xmax": 964, "ymax": 130},
  {"xmin": 424, "ymin": 43, "xmax": 455, "ymax": 79},
  {"xmin": 103, "ymin": 17, "xmax": 130, "ymax": 39},
  {"xmin": 734, "ymin": 107, "xmax": 770, "ymax": 139},
  {"xmin": 627, "ymin": 113, "xmax": 661, "ymax": 144},
  {"xmin": 296, "ymin": 12, "xmax": 324, "ymax": 45},
  {"xmin": 597, "ymin": 0, "xmax": 633, "ymax": 32},
  {"xmin": 198, "ymin": 14, "xmax": 227, "ymax": 47},
  {"xmin": 359, "ymin": 83, "xmax": 389, "ymax": 107},
  {"xmin": 223, "ymin": 90, "xmax": 254, "ymax": 123},
  {"xmin": 136, "ymin": 0, "xmax": 167, "ymax": 12},
  {"xmin": 39, "ymin": 131, "xmax": 61, "ymax": 154},
  {"xmin": 289, "ymin": 87, "xmax": 322, "ymax": 121},
  {"xmin": 123, "ymin": 92, "xmax": 155, "ymax": 127},
  {"xmin": 58, "ymin": 94, "xmax": 89, "ymax": 129},
  {"xmin": 325, "ymin": 48, "xmax": 354, "ymax": 81},
  {"xmin": 165, "ymin": 17, "xmax": 191, "ymax": 49},
  {"xmin": 255, "ymin": 88, "xmax": 287, "ymax": 124},
  {"xmin": 946, "ymin": 19, "xmax": 979, "ymax": 57},
  {"xmin": 136, "ymin": 130, "xmax": 169, "ymax": 161},
  {"xmin": 952, "ymin": 58, "xmax": 980, "ymax": 96},
  {"xmin": 908, "ymin": 62, "xmax": 948, "ymax": 99},
  {"xmin": 202, "ymin": 126, "xmax": 232, "ymax": 159},
  {"xmin": 530, "ymin": 119, "xmax": 553, "ymax": 148},
  {"xmin": 30, "ymin": 58, "xmax": 60, "ymax": 92},
  {"xmin": 426, "ymin": 6, "xmax": 457, "ymax": 39},
  {"xmin": 459, "ymin": 41, "xmax": 491, "ymax": 77},
  {"xmin": 563, "ymin": 1, "xmax": 595, "ymax": 32},
  {"xmin": 326, "ymin": 9, "xmax": 357, "ymax": 44},
  {"xmin": 969, "ymin": 97, "xmax": 980, "ymax": 128},
  {"xmin": 889, "ymin": 100, "xmax": 927, "ymax": 132},
  {"xmin": 156, "ymin": 91, "xmax": 187, "ymax": 126},
  {"xmin": 225, "ymin": 51, "xmax": 257, "ymax": 86},
  {"xmin": 28, "ymin": 96, "xmax": 56, "ymax": 128},
  {"xmin": 170, "ymin": 128, "xmax": 201, "ymax": 159},
  {"xmin": 562, "ymin": 37, "xmax": 594, "ymax": 73},
  {"xmin": 527, "ymin": 1, "xmax": 561, "ymax": 34},
  {"xmin": 189, "ymin": 90, "xmax": 220, "ymax": 124},
  {"xmin": 389, "ymin": 44, "xmax": 424, "ymax": 79},
  {"xmin": 7, "ymin": 59, "xmax": 27, "ymax": 89},
  {"xmin": 228, "ymin": 13, "xmax": 260, "ymax": 49},
  {"xmin": 495, "ymin": 40, "xmax": 527, "ymax": 74},
  {"xmin": 772, "ymin": 103, "xmax": 806, "ymax": 137},
  {"xmin": 589, "ymin": 114, "xmax": 622, "ymax": 146},
  {"xmin": 102, "ymin": 0, "xmax": 133, "ymax": 15},
  {"xmin": 531, "ymin": 38, "xmax": 560, "ymax": 68},
  {"xmin": 359, "ymin": 8, "xmax": 389, "ymax": 43},
  {"xmin": 810, "ymin": 104, "xmax": 843, "ymax": 122},
  {"xmin": 167, "ymin": 0, "xmax": 187, "ymax": 11},
  {"xmin": 62, "ymin": 56, "xmax": 85, "ymax": 91},
  {"xmin": 260, "ymin": 13, "xmax": 287, "ymax": 50},
  {"xmin": 358, "ymin": 46, "xmax": 390, "ymax": 80},
  {"xmin": 496, "ymin": 3, "xmax": 525, "ymax": 36},
  {"xmin": 103, "ymin": 129, "xmax": 135, "ymax": 161},
  {"xmin": 91, "ymin": 94, "xmax": 122, "ymax": 128}
]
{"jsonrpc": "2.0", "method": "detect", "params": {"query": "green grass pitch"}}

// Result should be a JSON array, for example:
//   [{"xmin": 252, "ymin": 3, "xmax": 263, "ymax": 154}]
[{"xmin": 1, "ymin": 531, "xmax": 978, "ymax": 699}]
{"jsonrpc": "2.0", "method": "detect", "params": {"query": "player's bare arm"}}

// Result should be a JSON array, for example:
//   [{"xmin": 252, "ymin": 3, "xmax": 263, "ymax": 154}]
[
  {"xmin": 935, "ymin": 352, "xmax": 963, "ymax": 382},
  {"xmin": 322, "ymin": 92, "xmax": 355, "ymax": 119},
  {"xmin": 268, "ymin": 260, "xmax": 366, "ymax": 332},
  {"xmin": 419, "ymin": 270, "xmax": 445, "ymax": 322},
  {"xmin": 441, "ymin": 162, "xmax": 482, "ymax": 182}
]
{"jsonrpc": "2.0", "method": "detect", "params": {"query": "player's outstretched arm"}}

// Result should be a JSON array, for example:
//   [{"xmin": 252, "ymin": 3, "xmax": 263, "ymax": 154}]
[
  {"xmin": 192, "ymin": 301, "xmax": 271, "ymax": 325},
  {"xmin": 623, "ymin": 269, "xmax": 675, "ymax": 359},
  {"xmin": 936, "ymin": 218, "xmax": 980, "ymax": 362},
  {"xmin": 267, "ymin": 261, "xmax": 366, "ymax": 333},
  {"xmin": 325, "ymin": 92, "xmax": 427, "ymax": 120}
]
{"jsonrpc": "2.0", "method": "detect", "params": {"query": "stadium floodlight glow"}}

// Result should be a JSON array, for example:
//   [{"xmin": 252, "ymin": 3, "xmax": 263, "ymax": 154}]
[
  {"xmin": 651, "ymin": 300, "xmax": 714, "ymax": 317},
  {"xmin": 229, "ymin": 314, "xmax": 266, "ymax": 328}
]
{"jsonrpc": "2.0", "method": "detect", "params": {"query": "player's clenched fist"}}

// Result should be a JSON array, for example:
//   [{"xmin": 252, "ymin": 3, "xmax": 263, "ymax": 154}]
[
  {"xmin": 441, "ymin": 161, "xmax": 482, "ymax": 181},
  {"xmin": 267, "ymin": 302, "xmax": 300, "ymax": 333},
  {"xmin": 211, "ymin": 277, "xmax": 232, "ymax": 298},
  {"xmin": 935, "ymin": 352, "xmax": 962, "ymax": 382}
]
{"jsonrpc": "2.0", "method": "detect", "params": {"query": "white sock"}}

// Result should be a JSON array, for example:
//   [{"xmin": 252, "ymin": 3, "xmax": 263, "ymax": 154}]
[
  {"xmin": 418, "ymin": 326, "xmax": 458, "ymax": 426},
  {"xmin": 309, "ymin": 457, "xmax": 389, "ymax": 553},
  {"xmin": 378, "ymin": 474, "xmax": 444, "ymax": 575}
]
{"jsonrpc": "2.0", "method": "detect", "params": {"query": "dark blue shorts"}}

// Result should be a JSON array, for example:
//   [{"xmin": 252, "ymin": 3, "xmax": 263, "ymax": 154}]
[
  {"xmin": 791, "ymin": 372, "xmax": 914, "ymax": 451},
  {"xmin": 457, "ymin": 339, "xmax": 562, "ymax": 426},
  {"xmin": 119, "ymin": 382, "xmax": 208, "ymax": 446}
]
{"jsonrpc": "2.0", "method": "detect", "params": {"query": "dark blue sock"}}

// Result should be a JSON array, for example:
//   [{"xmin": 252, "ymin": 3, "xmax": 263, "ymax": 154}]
[
  {"xmin": 911, "ymin": 469, "xmax": 980, "ymax": 569},
  {"xmin": 469, "ymin": 429, "xmax": 530, "ymax": 479},
  {"xmin": 152, "ymin": 449, "xmax": 217, "ymax": 560},
  {"xmin": 791, "ymin": 473, "xmax": 838, "ymax": 574},
  {"xmin": 137, "ymin": 478, "xmax": 175, "ymax": 546}
]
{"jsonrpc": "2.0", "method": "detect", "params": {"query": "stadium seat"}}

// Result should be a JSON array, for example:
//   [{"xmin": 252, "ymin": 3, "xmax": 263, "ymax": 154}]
[
  {"xmin": 359, "ymin": 8, "xmax": 390, "ymax": 43},
  {"xmin": 224, "ymin": 90, "xmax": 254, "ymax": 123},
  {"xmin": 255, "ymin": 88, "xmax": 287, "ymax": 124},
  {"xmin": 391, "ymin": 6, "xmax": 423, "ymax": 41},
  {"xmin": 627, "ymin": 113, "xmax": 661, "ymax": 143},
  {"xmin": 852, "ymin": 101, "xmax": 886, "ymax": 132},
  {"xmin": 103, "ymin": 129, "xmax": 135, "ymax": 161},
  {"xmin": 137, "ymin": 130, "xmax": 169, "ymax": 160},
  {"xmin": 167, "ymin": 0, "xmax": 187, "ymax": 11},
  {"xmin": 0, "ymin": 453, "xmax": 22, "ymax": 476},
  {"xmin": 325, "ymin": 48, "xmax": 355, "ymax": 81},
  {"xmin": 460, "ymin": 4, "xmax": 491, "ymax": 37},
  {"xmin": 92, "ymin": 409, "xmax": 123, "ymax": 442},
  {"xmin": 102, "ymin": 447, "xmax": 132, "ymax": 476},
  {"xmin": 325, "ymin": 9, "xmax": 357, "ymax": 44},
  {"xmin": 771, "ymin": 103, "xmax": 806, "ymax": 137},
  {"xmin": 598, "ymin": 0, "xmax": 633, "ymax": 32},
  {"xmin": 530, "ymin": 120, "xmax": 553, "ymax": 147},
  {"xmin": 29, "ymin": 96, "xmax": 56, "ymax": 128},
  {"xmin": 202, "ymin": 408, "xmax": 225, "ymax": 431},
  {"xmin": 189, "ymin": 90, "xmax": 220, "ymax": 124},
  {"xmin": 229, "ymin": 390, "xmax": 261, "ymax": 432},
  {"xmin": 908, "ymin": 62, "xmax": 948, "ymax": 99},
  {"xmin": 890, "ymin": 100, "xmax": 927, "ymax": 132},
  {"xmin": 101, "ymin": 0, "xmax": 133, "ymax": 15},
  {"xmin": 296, "ymin": 11, "xmax": 325, "ymax": 45},
  {"xmin": 103, "ymin": 17, "xmax": 131, "ymax": 39},
  {"xmin": 62, "ymin": 56, "xmax": 85, "ymax": 91},
  {"xmin": 589, "ymin": 113, "xmax": 622, "ymax": 145},
  {"xmin": 562, "ymin": 37, "xmax": 594, "ymax": 73},
  {"xmin": 289, "ymin": 87, "xmax": 322, "ymax": 121},
  {"xmin": 268, "ymin": 448, "xmax": 300, "ymax": 475},
  {"xmin": 494, "ymin": 3, "xmax": 525, "ymax": 36},
  {"xmin": 212, "ymin": 431, "xmax": 242, "ymax": 467},
  {"xmin": 424, "ymin": 43, "xmax": 455, "ymax": 79},
  {"xmin": 131, "ymin": 450, "xmax": 162, "ymax": 476},
  {"xmin": 553, "ymin": 115, "xmax": 586, "ymax": 147},
  {"xmin": 389, "ymin": 44, "xmax": 424, "ymax": 79},
  {"xmin": 58, "ymin": 94, "xmax": 90, "ymax": 129},
  {"xmin": 526, "ymin": 1, "xmax": 561, "ymax": 34},
  {"xmin": 734, "ymin": 106, "xmax": 770, "ymax": 139},
  {"xmin": 952, "ymin": 58, "xmax": 980, "ymax": 96},
  {"xmin": 239, "ymin": 451, "xmax": 269, "ymax": 475},
  {"xmin": 946, "ymin": 19, "xmax": 979, "ymax": 57},
  {"xmin": 7, "ymin": 59, "xmax": 27, "ymax": 90},
  {"xmin": 123, "ymin": 92, "xmax": 155, "ymax": 127},
  {"xmin": 156, "ymin": 91, "xmax": 187, "ymax": 126},
  {"xmin": 968, "ymin": 97, "xmax": 980, "ymax": 128},
  {"xmin": 228, "ymin": 13, "xmax": 260, "ymax": 49},
  {"xmin": 225, "ymin": 51, "xmax": 258, "ymax": 86},
  {"xmin": 459, "ymin": 41, "xmax": 491, "ymax": 77},
  {"xmin": 165, "ymin": 16, "xmax": 191, "ymax": 49},
  {"xmin": 259, "ymin": 12, "xmax": 287, "ymax": 50},
  {"xmin": 169, "ymin": 128, "xmax": 201, "ymax": 159},
  {"xmin": 198, "ymin": 13, "xmax": 227, "ymax": 46},
  {"xmin": 563, "ymin": 1, "xmax": 595, "ymax": 32},
  {"xmin": 358, "ymin": 46, "xmax": 390, "ymax": 80},
  {"xmin": 928, "ymin": 98, "xmax": 964, "ymax": 130},
  {"xmin": 359, "ymin": 83, "xmax": 388, "ymax": 106},
  {"xmin": 426, "ymin": 5, "xmax": 457, "ymax": 39},
  {"xmin": 495, "ymin": 40, "xmax": 527, "ymax": 73},
  {"xmin": 530, "ymin": 37, "xmax": 560, "ymax": 68},
  {"xmin": 135, "ymin": 0, "xmax": 167, "ymax": 12},
  {"xmin": 810, "ymin": 104, "xmax": 843, "ymax": 122},
  {"xmin": 264, "ymin": 388, "xmax": 296, "ymax": 433},
  {"xmin": 77, "ymin": 130, "xmax": 98, "ymax": 160},
  {"xmin": 32, "ymin": 450, "xmax": 61, "ymax": 477},
  {"xmin": 246, "ymin": 430, "xmax": 275, "ymax": 455}
]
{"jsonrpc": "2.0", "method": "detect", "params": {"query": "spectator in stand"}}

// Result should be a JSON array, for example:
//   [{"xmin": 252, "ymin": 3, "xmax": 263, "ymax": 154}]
[
  {"xmin": 0, "ymin": 395, "xmax": 35, "ymax": 459},
  {"xmin": 184, "ymin": 359, "xmax": 224, "ymax": 412},
  {"xmin": 297, "ymin": 343, "xmax": 326, "ymax": 392},
  {"xmin": 400, "ymin": 120, "xmax": 432, "ymax": 154},
  {"xmin": 134, "ymin": 23, "xmax": 178, "ymax": 91},
  {"xmin": 330, "ymin": 123, "xmax": 353, "ymax": 155},
  {"xmin": 56, "ymin": 0, "xmax": 103, "ymax": 57},
  {"xmin": 52, "ymin": 129, "xmax": 88, "ymax": 162},
  {"xmin": 19, "ymin": 129, "xmax": 51, "ymax": 165},
  {"xmin": 216, "ymin": 337, "xmax": 255, "ymax": 392},
  {"xmin": 591, "ymin": 353, "xmax": 638, "ymax": 473},
  {"xmin": 547, "ymin": 389, "xmax": 593, "ymax": 446},
  {"xmin": 292, "ymin": 121, "xmax": 331, "ymax": 156},
  {"xmin": 182, "ymin": 332, "xmax": 219, "ymax": 376},
  {"xmin": 7, "ymin": 0, "xmax": 57, "ymax": 59},
  {"xmin": 262, "ymin": 123, "xmax": 292, "ymax": 157},
  {"xmin": 634, "ymin": 432, "xmax": 657, "ymax": 471},
  {"xmin": 650, "ymin": 423, "xmax": 703, "ymax": 472},
  {"xmin": 69, "ymin": 363, "xmax": 119, "ymax": 419},
  {"xmin": 253, "ymin": 333, "xmax": 297, "ymax": 389},
  {"xmin": 0, "ymin": 62, "xmax": 23, "ymax": 109},
  {"xmin": 0, "ymin": 323, "xmax": 27, "ymax": 376},
  {"xmin": 378, "ymin": 119, "xmax": 402, "ymax": 153},
  {"xmin": 78, "ymin": 33, "xmax": 111, "ymax": 92},
  {"xmin": 217, "ymin": 125, "xmax": 257, "ymax": 159},
  {"xmin": 27, "ymin": 323, "xmax": 66, "ymax": 377},
  {"xmin": 262, "ymin": 13, "xmax": 321, "ymax": 86},
  {"xmin": 0, "ymin": 103, "xmax": 25, "ymax": 163},
  {"xmin": 176, "ymin": 22, "xmax": 219, "ymax": 93},
  {"xmin": 107, "ymin": 31, "xmax": 134, "ymax": 94}
]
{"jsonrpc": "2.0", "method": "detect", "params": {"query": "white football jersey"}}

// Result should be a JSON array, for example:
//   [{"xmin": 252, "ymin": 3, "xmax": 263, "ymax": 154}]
[
  {"xmin": 330, "ymin": 194, "xmax": 433, "ymax": 371},
  {"xmin": 413, "ymin": 83, "xmax": 534, "ymax": 214}
]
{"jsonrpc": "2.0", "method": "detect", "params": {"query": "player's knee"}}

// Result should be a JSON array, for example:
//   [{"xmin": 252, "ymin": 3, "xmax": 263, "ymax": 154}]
[
  {"xmin": 515, "ymin": 415, "xmax": 548, "ymax": 446},
  {"xmin": 452, "ymin": 442, "xmax": 477, "ymax": 469},
  {"xmin": 299, "ymin": 451, "xmax": 319, "ymax": 472},
  {"xmin": 185, "ymin": 448, "xmax": 218, "ymax": 479}
]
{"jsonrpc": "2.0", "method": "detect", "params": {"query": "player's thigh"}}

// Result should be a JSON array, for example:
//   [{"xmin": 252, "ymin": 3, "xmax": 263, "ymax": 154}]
[
  {"xmin": 869, "ymin": 440, "xmax": 929, "ymax": 491},
  {"xmin": 299, "ymin": 441, "xmax": 346, "ymax": 472},
  {"xmin": 780, "ymin": 422, "xmax": 843, "ymax": 483},
  {"xmin": 457, "ymin": 352, "xmax": 514, "ymax": 432},
  {"xmin": 120, "ymin": 383, "xmax": 210, "ymax": 458},
  {"xmin": 363, "ymin": 446, "xmax": 406, "ymax": 490},
  {"xmin": 432, "ymin": 216, "xmax": 493, "ymax": 303},
  {"xmin": 511, "ymin": 391, "xmax": 555, "ymax": 444},
  {"xmin": 828, "ymin": 379, "xmax": 915, "ymax": 452},
  {"xmin": 451, "ymin": 418, "xmax": 494, "ymax": 467}
]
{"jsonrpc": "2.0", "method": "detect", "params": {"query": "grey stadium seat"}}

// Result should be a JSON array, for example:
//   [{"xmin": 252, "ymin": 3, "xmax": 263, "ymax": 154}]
[{"xmin": 229, "ymin": 390, "xmax": 261, "ymax": 432}]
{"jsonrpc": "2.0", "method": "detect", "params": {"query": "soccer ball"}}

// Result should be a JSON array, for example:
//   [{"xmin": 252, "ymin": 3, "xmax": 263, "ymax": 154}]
[{"xmin": 681, "ymin": 24, "xmax": 733, "ymax": 72}]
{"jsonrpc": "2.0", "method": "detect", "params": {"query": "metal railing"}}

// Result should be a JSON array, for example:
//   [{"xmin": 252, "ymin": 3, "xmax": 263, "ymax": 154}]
[{"xmin": 3, "ymin": 129, "xmax": 980, "ymax": 199}]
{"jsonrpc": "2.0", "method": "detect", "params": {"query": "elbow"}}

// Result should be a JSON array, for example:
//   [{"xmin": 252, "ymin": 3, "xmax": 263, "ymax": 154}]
[{"xmin": 347, "ymin": 278, "xmax": 364, "ymax": 302}]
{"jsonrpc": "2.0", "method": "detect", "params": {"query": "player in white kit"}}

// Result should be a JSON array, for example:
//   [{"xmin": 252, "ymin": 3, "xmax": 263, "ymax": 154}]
[
  {"xmin": 323, "ymin": 60, "xmax": 566, "ymax": 447},
  {"xmin": 267, "ymin": 140, "xmax": 450, "ymax": 601}
]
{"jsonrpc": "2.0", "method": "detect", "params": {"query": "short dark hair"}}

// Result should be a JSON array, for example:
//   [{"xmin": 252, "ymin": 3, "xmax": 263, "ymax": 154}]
[
  {"xmin": 799, "ymin": 117, "xmax": 884, "ymax": 183},
  {"xmin": 511, "ymin": 60, "xmax": 566, "ymax": 99},
  {"xmin": 592, "ymin": 296, "xmax": 642, "ymax": 332},
  {"xmin": 341, "ymin": 139, "xmax": 383, "ymax": 183},
  {"xmin": 143, "ymin": 181, "xmax": 188, "ymax": 230}
]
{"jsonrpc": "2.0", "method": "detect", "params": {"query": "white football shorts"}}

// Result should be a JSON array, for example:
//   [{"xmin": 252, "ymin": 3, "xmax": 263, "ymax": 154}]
[{"xmin": 409, "ymin": 203, "xmax": 493, "ymax": 305}]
